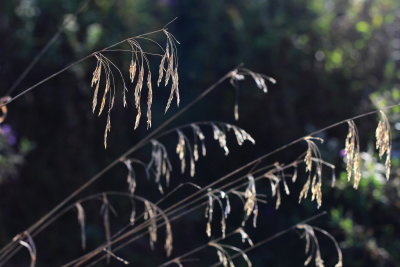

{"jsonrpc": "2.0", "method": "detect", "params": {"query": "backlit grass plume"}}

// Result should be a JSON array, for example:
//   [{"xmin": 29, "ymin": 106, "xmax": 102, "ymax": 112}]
[
  {"xmin": 344, "ymin": 120, "xmax": 362, "ymax": 189},
  {"xmin": 90, "ymin": 30, "xmax": 180, "ymax": 148},
  {"xmin": 375, "ymin": 110, "xmax": 391, "ymax": 180}
]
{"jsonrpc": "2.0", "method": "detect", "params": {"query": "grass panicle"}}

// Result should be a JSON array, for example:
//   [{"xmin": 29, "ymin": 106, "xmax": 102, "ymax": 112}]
[{"xmin": 375, "ymin": 110, "xmax": 391, "ymax": 180}]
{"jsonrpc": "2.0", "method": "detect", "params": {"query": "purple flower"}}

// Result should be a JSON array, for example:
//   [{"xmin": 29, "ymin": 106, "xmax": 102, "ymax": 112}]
[{"xmin": 339, "ymin": 149, "xmax": 346, "ymax": 158}]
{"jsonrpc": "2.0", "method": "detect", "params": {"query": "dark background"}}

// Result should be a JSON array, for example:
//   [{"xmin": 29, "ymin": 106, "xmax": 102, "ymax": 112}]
[{"xmin": 0, "ymin": 0, "xmax": 400, "ymax": 266}]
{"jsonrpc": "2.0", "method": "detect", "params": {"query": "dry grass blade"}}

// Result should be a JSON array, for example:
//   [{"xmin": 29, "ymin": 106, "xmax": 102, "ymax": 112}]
[
  {"xmin": 375, "ymin": 110, "xmax": 391, "ymax": 180},
  {"xmin": 75, "ymin": 202, "xmax": 86, "ymax": 250}
]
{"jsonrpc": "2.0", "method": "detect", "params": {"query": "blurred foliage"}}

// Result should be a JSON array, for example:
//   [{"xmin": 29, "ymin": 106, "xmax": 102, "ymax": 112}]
[{"xmin": 0, "ymin": 0, "xmax": 400, "ymax": 266}]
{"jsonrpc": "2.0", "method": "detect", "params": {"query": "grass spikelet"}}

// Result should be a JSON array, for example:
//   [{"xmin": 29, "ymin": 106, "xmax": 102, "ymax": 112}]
[
  {"xmin": 165, "ymin": 222, "xmax": 173, "ymax": 257},
  {"xmin": 162, "ymin": 30, "xmax": 180, "ymax": 113},
  {"xmin": 263, "ymin": 172, "xmax": 282, "ymax": 209},
  {"xmin": 164, "ymin": 49, "xmax": 174, "ymax": 87},
  {"xmin": 173, "ymin": 69, "xmax": 180, "ymax": 107},
  {"xmin": 104, "ymin": 113, "xmax": 111, "ymax": 149},
  {"xmin": 292, "ymin": 165, "xmax": 298, "ymax": 183},
  {"xmin": 134, "ymin": 66, "xmax": 144, "ymax": 130},
  {"xmin": 299, "ymin": 178, "xmax": 311, "ymax": 203},
  {"xmin": 242, "ymin": 175, "xmax": 258, "ymax": 227},
  {"xmin": 344, "ymin": 120, "xmax": 362, "ymax": 188},
  {"xmin": 296, "ymin": 224, "xmax": 324, "ymax": 267},
  {"xmin": 313, "ymin": 227, "xmax": 343, "ymax": 267},
  {"xmin": 75, "ymin": 202, "xmax": 86, "ymax": 250},
  {"xmin": 296, "ymin": 224, "xmax": 343, "ymax": 267},
  {"xmin": 146, "ymin": 72, "xmax": 153, "ymax": 129},
  {"xmin": 102, "ymin": 249, "xmax": 129, "ymax": 265},
  {"xmin": 212, "ymin": 124, "xmax": 229, "ymax": 155},
  {"xmin": 209, "ymin": 242, "xmax": 253, "ymax": 267},
  {"xmin": 192, "ymin": 124, "xmax": 206, "ymax": 157},
  {"xmin": 144, "ymin": 200, "xmax": 158, "ymax": 250},
  {"xmin": 375, "ymin": 110, "xmax": 391, "ymax": 180},
  {"xmin": 100, "ymin": 194, "xmax": 117, "ymax": 263},
  {"xmin": 129, "ymin": 59, "xmax": 137, "ymax": 83},
  {"xmin": 227, "ymin": 124, "xmax": 255, "ymax": 145},
  {"xmin": 147, "ymin": 140, "xmax": 172, "ymax": 192},
  {"xmin": 300, "ymin": 137, "xmax": 324, "ymax": 207},
  {"xmin": 157, "ymin": 48, "xmax": 167, "ymax": 86},
  {"xmin": 123, "ymin": 159, "xmax": 136, "ymax": 195},
  {"xmin": 205, "ymin": 189, "xmax": 216, "ymax": 238},
  {"xmin": 235, "ymin": 227, "xmax": 254, "ymax": 247},
  {"xmin": 228, "ymin": 68, "xmax": 275, "ymax": 120},
  {"xmin": 304, "ymin": 136, "xmax": 323, "ymax": 173},
  {"xmin": 0, "ymin": 96, "xmax": 11, "ymax": 124},
  {"xmin": 208, "ymin": 242, "xmax": 235, "ymax": 267},
  {"xmin": 176, "ymin": 130, "xmax": 186, "ymax": 174},
  {"xmin": 16, "ymin": 232, "xmax": 36, "ymax": 267},
  {"xmin": 91, "ymin": 59, "xmax": 101, "ymax": 113}
]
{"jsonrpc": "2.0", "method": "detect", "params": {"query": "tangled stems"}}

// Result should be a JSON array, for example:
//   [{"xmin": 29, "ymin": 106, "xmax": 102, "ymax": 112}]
[{"xmin": 0, "ymin": 69, "xmax": 234, "ymax": 265}]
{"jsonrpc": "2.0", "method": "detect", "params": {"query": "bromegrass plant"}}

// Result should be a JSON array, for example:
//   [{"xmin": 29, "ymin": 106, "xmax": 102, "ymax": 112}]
[{"xmin": 0, "ymin": 4, "xmax": 397, "ymax": 267}]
